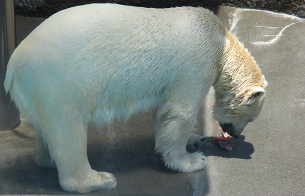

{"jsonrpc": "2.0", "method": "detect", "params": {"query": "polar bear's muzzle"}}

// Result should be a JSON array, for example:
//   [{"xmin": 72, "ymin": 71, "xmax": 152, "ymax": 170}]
[{"xmin": 219, "ymin": 123, "xmax": 241, "ymax": 139}]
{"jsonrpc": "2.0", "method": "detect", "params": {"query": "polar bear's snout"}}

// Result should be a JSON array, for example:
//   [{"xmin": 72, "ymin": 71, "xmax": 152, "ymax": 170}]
[{"xmin": 219, "ymin": 123, "xmax": 242, "ymax": 139}]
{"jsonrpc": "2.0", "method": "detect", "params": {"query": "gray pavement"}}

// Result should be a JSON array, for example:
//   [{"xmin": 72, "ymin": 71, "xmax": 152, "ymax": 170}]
[{"xmin": 0, "ymin": 6, "xmax": 304, "ymax": 196}]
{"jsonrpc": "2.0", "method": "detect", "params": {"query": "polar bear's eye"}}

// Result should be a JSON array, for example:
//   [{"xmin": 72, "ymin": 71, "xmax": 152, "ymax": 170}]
[{"xmin": 249, "ymin": 87, "xmax": 265, "ymax": 100}]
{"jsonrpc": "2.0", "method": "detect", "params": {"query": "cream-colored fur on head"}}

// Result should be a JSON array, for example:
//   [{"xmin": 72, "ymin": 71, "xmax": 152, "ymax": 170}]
[
  {"xmin": 4, "ymin": 4, "xmax": 266, "ymax": 193},
  {"xmin": 213, "ymin": 30, "xmax": 267, "ymax": 137}
]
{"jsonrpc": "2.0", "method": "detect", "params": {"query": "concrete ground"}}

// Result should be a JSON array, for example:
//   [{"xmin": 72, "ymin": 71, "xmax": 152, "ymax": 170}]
[{"xmin": 0, "ymin": 5, "xmax": 304, "ymax": 196}]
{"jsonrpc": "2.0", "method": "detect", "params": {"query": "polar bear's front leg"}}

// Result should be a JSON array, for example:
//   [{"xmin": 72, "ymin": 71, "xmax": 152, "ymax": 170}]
[
  {"xmin": 43, "ymin": 123, "xmax": 117, "ymax": 193},
  {"xmin": 154, "ymin": 108, "xmax": 207, "ymax": 173}
]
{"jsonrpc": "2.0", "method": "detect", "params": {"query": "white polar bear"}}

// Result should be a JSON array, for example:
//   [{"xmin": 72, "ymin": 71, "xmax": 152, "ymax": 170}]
[{"xmin": 4, "ymin": 4, "xmax": 267, "ymax": 193}]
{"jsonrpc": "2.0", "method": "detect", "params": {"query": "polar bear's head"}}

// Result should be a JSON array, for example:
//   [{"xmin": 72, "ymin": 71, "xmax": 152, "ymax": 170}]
[
  {"xmin": 212, "ymin": 31, "xmax": 267, "ymax": 139},
  {"xmin": 213, "ymin": 84, "xmax": 267, "ymax": 138}
]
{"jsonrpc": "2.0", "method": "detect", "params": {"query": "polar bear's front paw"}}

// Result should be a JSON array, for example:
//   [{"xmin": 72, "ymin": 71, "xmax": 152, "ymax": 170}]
[
  {"xmin": 60, "ymin": 171, "xmax": 117, "ymax": 193},
  {"xmin": 163, "ymin": 151, "xmax": 207, "ymax": 173}
]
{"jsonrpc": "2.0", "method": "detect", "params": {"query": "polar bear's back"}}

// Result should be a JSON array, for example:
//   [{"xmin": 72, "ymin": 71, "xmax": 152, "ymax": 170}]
[{"xmin": 7, "ymin": 4, "xmax": 225, "ymax": 70}]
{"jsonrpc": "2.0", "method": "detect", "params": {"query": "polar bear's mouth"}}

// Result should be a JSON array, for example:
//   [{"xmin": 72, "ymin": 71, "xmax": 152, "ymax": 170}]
[{"xmin": 219, "ymin": 123, "xmax": 239, "ymax": 139}]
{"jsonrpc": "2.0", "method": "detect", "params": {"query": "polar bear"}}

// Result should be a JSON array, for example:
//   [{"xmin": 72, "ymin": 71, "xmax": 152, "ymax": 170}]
[{"xmin": 4, "ymin": 4, "xmax": 267, "ymax": 193}]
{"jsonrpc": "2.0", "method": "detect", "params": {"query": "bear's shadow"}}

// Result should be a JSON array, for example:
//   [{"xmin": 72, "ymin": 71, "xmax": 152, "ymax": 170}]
[
  {"xmin": 87, "ymin": 132, "xmax": 170, "ymax": 174},
  {"xmin": 86, "ymin": 110, "xmax": 255, "ymax": 174},
  {"xmin": 196, "ymin": 135, "xmax": 254, "ymax": 159},
  {"xmin": 1, "ymin": 127, "xmax": 254, "ymax": 195},
  {"xmin": 87, "ymin": 133, "xmax": 254, "ymax": 175}
]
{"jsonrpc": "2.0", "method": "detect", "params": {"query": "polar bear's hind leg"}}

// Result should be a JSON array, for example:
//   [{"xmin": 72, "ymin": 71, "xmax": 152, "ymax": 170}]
[{"xmin": 40, "ymin": 115, "xmax": 117, "ymax": 193}]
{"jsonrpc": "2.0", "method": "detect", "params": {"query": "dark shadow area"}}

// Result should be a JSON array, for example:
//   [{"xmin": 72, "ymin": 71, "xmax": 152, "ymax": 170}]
[
  {"xmin": 88, "ymin": 137, "xmax": 167, "ymax": 174},
  {"xmin": 201, "ymin": 136, "xmax": 254, "ymax": 159}
]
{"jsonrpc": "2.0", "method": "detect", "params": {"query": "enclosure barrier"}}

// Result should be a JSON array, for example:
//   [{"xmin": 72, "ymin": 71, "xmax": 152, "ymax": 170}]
[{"xmin": 0, "ymin": 0, "xmax": 20, "ymax": 130}]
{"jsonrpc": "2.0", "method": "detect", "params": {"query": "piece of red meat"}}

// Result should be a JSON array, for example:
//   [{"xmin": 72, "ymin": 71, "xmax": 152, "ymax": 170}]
[{"xmin": 213, "ymin": 132, "xmax": 233, "ymax": 151}]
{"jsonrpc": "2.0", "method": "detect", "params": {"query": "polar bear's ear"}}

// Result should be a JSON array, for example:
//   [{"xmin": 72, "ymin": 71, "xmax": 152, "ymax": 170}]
[{"xmin": 248, "ymin": 86, "xmax": 265, "ymax": 102}]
